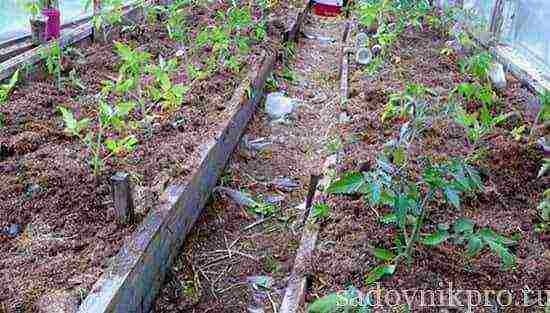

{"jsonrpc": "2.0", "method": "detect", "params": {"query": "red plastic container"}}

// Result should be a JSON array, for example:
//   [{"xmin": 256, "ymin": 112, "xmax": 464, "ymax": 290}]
[
  {"xmin": 42, "ymin": 8, "xmax": 61, "ymax": 40},
  {"xmin": 312, "ymin": 0, "xmax": 342, "ymax": 17}
]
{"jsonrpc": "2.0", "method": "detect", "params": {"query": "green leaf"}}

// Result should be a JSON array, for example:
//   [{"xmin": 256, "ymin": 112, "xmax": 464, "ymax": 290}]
[
  {"xmin": 369, "ymin": 181, "xmax": 382, "ymax": 204},
  {"xmin": 379, "ymin": 213, "xmax": 397, "ymax": 224},
  {"xmin": 392, "ymin": 146, "xmax": 406, "ymax": 166},
  {"xmin": 453, "ymin": 218, "xmax": 474, "ymax": 234},
  {"xmin": 105, "ymin": 138, "xmax": 118, "ymax": 153},
  {"xmin": 444, "ymin": 187, "xmax": 460, "ymax": 209},
  {"xmin": 487, "ymin": 240, "xmax": 516, "ymax": 269},
  {"xmin": 364, "ymin": 264, "xmax": 395, "ymax": 285},
  {"xmin": 327, "ymin": 172, "xmax": 365, "ymax": 194},
  {"xmin": 172, "ymin": 84, "xmax": 190, "ymax": 97},
  {"xmin": 122, "ymin": 136, "xmax": 138, "ymax": 151},
  {"xmin": 312, "ymin": 202, "xmax": 330, "ymax": 219},
  {"xmin": 421, "ymin": 230, "xmax": 449, "ymax": 246},
  {"xmin": 466, "ymin": 235, "xmax": 483, "ymax": 256},
  {"xmin": 116, "ymin": 101, "xmax": 136, "ymax": 117},
  {"xmin": 372, "ymin": 247, "xmax": 396, "ymax": 261},
  {"xmin": 307, "ymin": 293, "xmax": 340, "ymax": 313}
]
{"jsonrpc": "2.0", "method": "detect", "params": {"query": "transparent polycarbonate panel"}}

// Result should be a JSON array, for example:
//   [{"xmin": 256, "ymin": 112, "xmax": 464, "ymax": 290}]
[
  {"xmin": 501, "ymin": 0, "xmax": 550, "ymax": 70},
  {"xmin": 0, "ymin": 0, "xmax": 90, "ymax": 42},
  {"xmin": 462, "ymin": 0, "xmax": 495, "ymax": 32}
]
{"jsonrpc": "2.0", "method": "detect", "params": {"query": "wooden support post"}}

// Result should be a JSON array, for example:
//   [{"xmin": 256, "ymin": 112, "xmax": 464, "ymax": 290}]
[
  {"xmin": 304, "ymin": 174, "xmax": 321, "ymax": 214},
  {"xmin": 111, "ymin": 172, "xmax": 135, "ymax": 225},
  {"xmin": 93, "ymin": 0, "xmax": 101, "ymax": 13}
]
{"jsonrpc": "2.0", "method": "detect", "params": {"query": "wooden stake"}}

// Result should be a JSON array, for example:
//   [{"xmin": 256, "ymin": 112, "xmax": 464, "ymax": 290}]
[
  {"xmin": 112, "ymin": 172, "xmax": 135, "ymax": 225},
  {"xmin": 301, "ymin": 174, "xmax": 321, "ymax": 225},
  {"xmin": 304, "ymin": 174, "xmax": 321, "ymax": 211}
]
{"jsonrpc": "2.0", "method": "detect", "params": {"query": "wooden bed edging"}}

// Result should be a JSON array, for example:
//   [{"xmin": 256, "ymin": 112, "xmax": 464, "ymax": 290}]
[
  {"xmin": 77, "ymin": 5, "xmax": 308, "ymax": 313},
  {"xmin": 279, "ymin": 156, "xmax": 337, "ymax": 313},
  {"xmin": 339, "ymin": 21, "xmax": 353, "ymax": 107}
]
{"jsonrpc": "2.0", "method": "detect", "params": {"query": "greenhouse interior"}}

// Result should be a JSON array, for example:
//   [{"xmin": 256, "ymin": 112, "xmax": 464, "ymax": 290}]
[{"xmin": 0, "ymin": 0, "xmax": 549, "ymax": 312}]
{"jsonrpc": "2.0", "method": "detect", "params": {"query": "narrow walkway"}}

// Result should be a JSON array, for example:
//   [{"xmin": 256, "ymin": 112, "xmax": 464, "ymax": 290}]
[{"xmin": 152, "ymin": 13, "xmax": 347, "ymax": 313}]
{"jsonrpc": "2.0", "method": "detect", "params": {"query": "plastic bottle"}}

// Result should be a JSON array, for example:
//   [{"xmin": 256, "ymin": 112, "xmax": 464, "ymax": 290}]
[{"xmin": 42, "ymin": 0, "xmax": 60, "ymax": 40}]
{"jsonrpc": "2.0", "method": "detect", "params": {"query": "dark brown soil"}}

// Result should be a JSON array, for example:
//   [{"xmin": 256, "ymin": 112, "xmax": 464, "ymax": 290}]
[
  {"xmin": 0, "ymin": 2, "xmax": 295, "ymax": 311},
  {"xmin": 310, "ymin": 13, "xmax": 549, "ymax": 313},
  {"xmin": 152, "ymin": 13, "xmax": 346, "ymax": 313}
]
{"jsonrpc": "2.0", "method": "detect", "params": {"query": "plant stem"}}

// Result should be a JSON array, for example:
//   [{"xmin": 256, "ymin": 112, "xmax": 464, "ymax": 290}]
[{"xmin": 397, "ymin": 189, "xmax": 435, "ymax": 265}]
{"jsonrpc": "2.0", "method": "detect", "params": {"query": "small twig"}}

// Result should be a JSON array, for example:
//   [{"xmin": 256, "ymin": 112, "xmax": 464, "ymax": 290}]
[
  {"xmin": 243, "ymin": 217, "xmax": 271, "ymax": 231},
  {"xmin": 207, "ymin": 249, "xmax": 259, "ymax": 262},
  {"xmin": 202, "ymin": 255, "xmax": 230, "ymax": 268},
  {"xmin": 223, "ymin": 234, "xmax": 231, "ymax": 259},
  {"xmin": 268, "ymin": 291, "xmax": 278, "ymax": 313},
  {"xmin": 228, "ymin": 236, "xmax": 240, "ymax": 250},
  {"xmin": 217, "ymin": 282, "xmax": 248, "ymax": 294}
]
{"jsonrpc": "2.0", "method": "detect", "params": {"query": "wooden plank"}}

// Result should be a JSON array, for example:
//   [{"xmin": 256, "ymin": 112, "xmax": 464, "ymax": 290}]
[
  {"xmin": 339, "ymin": 21, "xmax": 353, "ymax": 107},
  {"xmin": 279, "ymin": 156, "xmax": 337, "ymax": 313}
]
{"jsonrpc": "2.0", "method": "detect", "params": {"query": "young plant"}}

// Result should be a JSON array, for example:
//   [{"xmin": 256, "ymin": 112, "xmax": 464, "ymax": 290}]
[
  {"xmin": 374, "ymin": 22, "xmax": 399, "ymax": 49},
  {"xmin": 451, "ymin": 82, "xmax": 497, "ymax": 107},
  {"xmin": 0, "ymin": 70, "xmax": 19, "ymax": 104},
  {"xmin": 535, "ymin": 188, "xmax": 550, "ymax": 234},
  {"xmin": 115, "ymin": 42, "xmax": 151, "ymax": 84},
  {"xmin": 311, "ymin": 202, "xmax": 330, "ymax": 221},
  {"xmin": 146, "ymin": 57, "xmax": 189, "ymax": 111},
  {"xmin": 328, "ymin": 114, "xmax": 515, "ymax": 284},
  {"xmin": 59, "ymin": 99, "xmax": 138, "ymax": 178},
  {"xmin": 529, "ymin": 90, "xmax": 550, "ymax": 139},
  {"xmin": 164, "ymin": 2, "xmax": 187, "ymax": 42},
  {"xmin": 357, "ymin": 0, "xmax": 386, "ymax": 30},
  {"xmin": 147, "ymin": 73, "xmax": 189, "ymax": 110},
  {"xmin": 460, "ymin": 52, "xmax": 492, "ymax": 81},
  {"xmin": 86, "ymin": 0, "xmax": 124, "ymax": 40},
  {"xmin": 113, "ymin": 42, "xmax": 151, "ymax": 116},
  {"xmin": 382, "ymin": 83, "xmax": 432, "ymax": 122},
  {"xmin": 19, "ymin": 0, "xmax": 44, "ymax": 20},
  {"xmin": 454, "ymin": 104, "xmax": 511, "ymax": 146},
  {"xmin": 40, "ymin": 41, "xmax": 63, "ymax": 88}
]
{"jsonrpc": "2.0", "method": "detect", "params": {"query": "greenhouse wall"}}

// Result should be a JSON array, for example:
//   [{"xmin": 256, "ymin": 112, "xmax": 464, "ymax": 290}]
[
  {"xmin": 0, "ymin": 0, "xmax": 91, "ymax": 42},
  {"xmin": 0, "ymin": 0, "xmax": 134, "ymax": 43},
  {"xmin": 501, "ymin": 0, "xmax": 550, "ymax": 70},
  {"xmin": 437, "ymin": 0, "xmax": 550, "ymax": 86}
]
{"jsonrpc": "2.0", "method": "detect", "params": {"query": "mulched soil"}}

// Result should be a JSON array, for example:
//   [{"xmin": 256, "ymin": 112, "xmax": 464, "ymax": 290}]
[
  {"xmin": 0, "ymin": 2, "xmax": 296, "ymax": 311},
  {"xmin": 310, "ymin": 12, "xmax": 550, "ymax": 313},
  {"xmin": 152, "ymin": 13, "xmax": 347, "ymax": 313}
]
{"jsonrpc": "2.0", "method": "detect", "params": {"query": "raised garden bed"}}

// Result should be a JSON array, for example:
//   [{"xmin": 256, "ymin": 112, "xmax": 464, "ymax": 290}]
[
  {"xmin": 0, "ymin": 1, "xmax": 303, "ymax": 311},
  {"xmin": 305, "ymin": 2, "xmax": 549, "ymax": 312}
]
